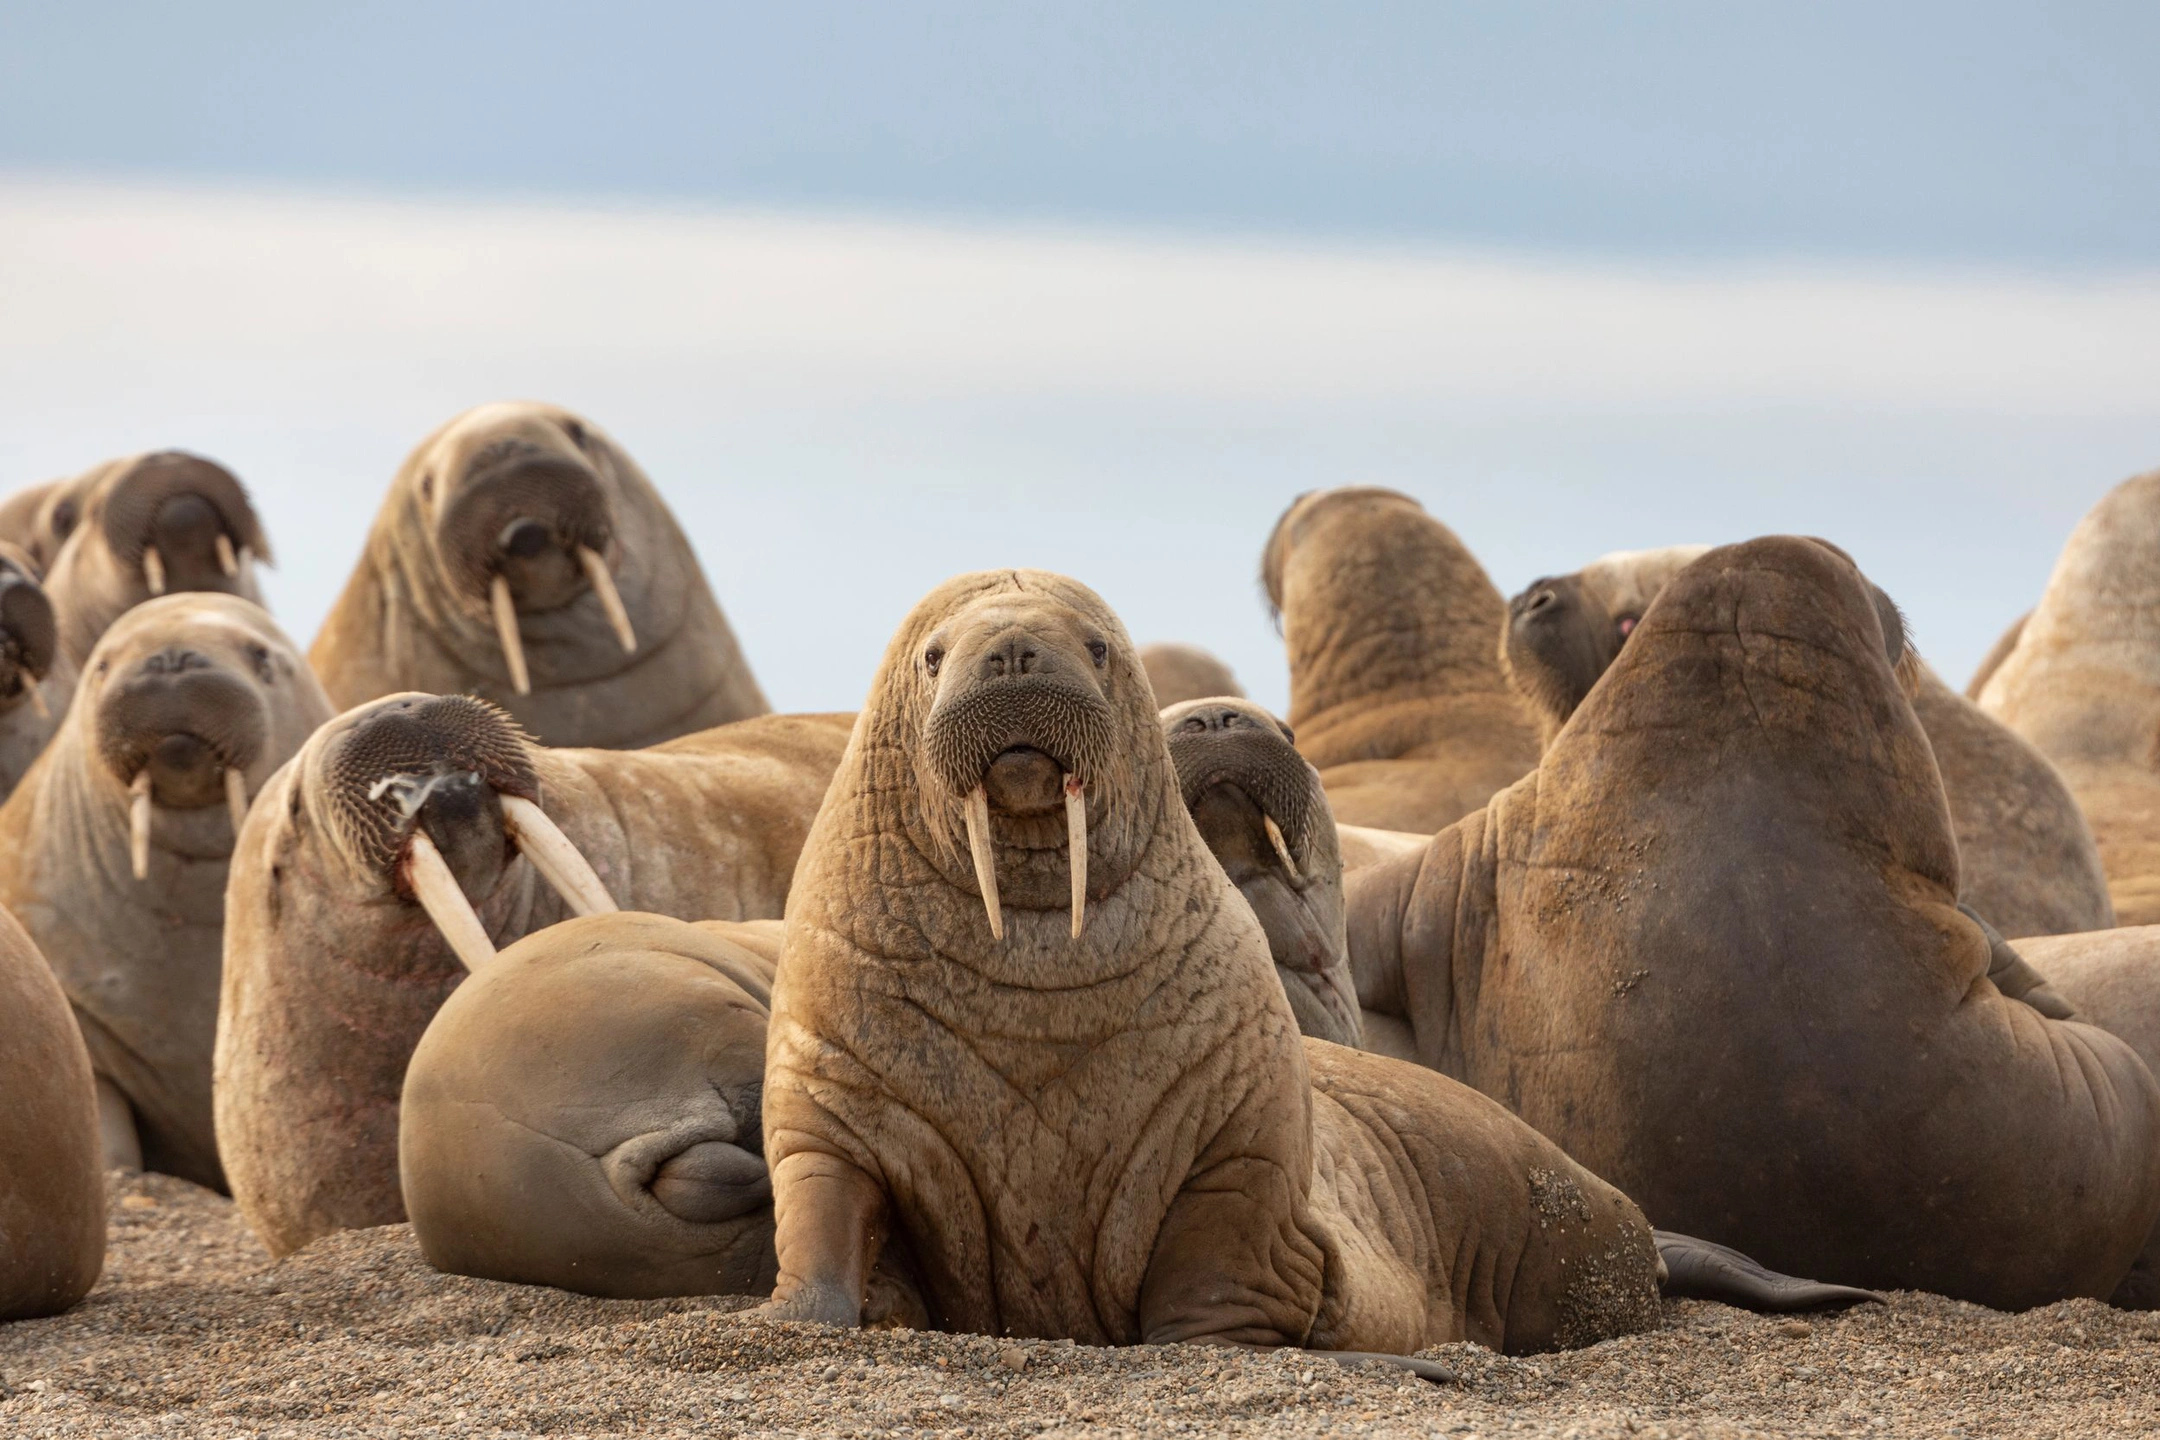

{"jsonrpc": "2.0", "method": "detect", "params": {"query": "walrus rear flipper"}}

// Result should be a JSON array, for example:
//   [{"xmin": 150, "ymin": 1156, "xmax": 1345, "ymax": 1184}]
[
  {"xmin": 1653, "ymin": 1231, "xmax": 1884, "ymax": 1312},
  {"xmin": 1959, "ymin": 902, "xmax": 2078, "ymax": 1020}
]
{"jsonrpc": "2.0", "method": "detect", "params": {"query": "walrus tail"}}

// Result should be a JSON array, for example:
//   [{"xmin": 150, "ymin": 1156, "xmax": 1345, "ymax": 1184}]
[{"xmin": 1653, "ymin": 1231, "xmax": 1885, "ymax": 1313}]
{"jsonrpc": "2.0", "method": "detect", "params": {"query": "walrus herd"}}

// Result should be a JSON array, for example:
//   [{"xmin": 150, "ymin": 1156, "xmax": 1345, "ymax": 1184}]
[{"xmin": 7, "ymin": 412, "xmax": 2160, "ymax": 1381}]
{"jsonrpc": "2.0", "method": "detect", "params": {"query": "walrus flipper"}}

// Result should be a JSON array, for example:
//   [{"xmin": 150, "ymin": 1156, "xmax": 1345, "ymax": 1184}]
[
  {"xmin": 1958, "ymin": 902, "xmax": 2078, "ymax": 1020},
  {"xmin": 1653, "ymin": 1231, "xmax": 1884, "ymax": 1312}
]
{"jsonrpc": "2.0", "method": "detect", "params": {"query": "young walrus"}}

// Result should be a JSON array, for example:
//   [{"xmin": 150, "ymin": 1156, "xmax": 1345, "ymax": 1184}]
[
  {"xmin": 215, "ymin": 695, "xmax": 850, "ymax": 1256},
  {"xmin": 761, "ymin": 570, "xmax": 1856, "ymax": 1372},
  {"xmin": 0, "ymin": 540, "xmax": 76, "ymax": 800},
  {"xmin": 309, "ymin": 401, "xmax": 767, "ymax": 748},
  {"xmin": 0, "ymin": 594, "xmax": 329, "ymax": 1190},
  {"xmin": 1353, "ymin": 537, "xmax": 2160, "ymax": 1309},
  {"xmin": 1261, "ymin": 488, "xmax": 1540, "ymax": 833},
  {"xmin": 1504, "ymin": 543, "xmax": 2113, "ymax": 938}
]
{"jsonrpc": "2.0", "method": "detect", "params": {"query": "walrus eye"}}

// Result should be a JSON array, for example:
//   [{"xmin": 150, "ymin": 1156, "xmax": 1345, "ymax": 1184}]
[
  {"xmin": 1087, "ymin": 640, "xmax": 1107, "ymax": 668},
  {"xmin": 924, "ymin": 645, "xmax": 943, "ymax": 677},
  {"xmin": 52, "ymin": 500, "xmax": 76, "ymax": 538},
  {"xmin": 247, "ymin": 643, "xmax": 275, "ymax": 684},
  {"xmin": 561, "ymin": 418, "xmax": 587, "ymax": 450},
  {"xmin": 419, "ymin": 473, "xmax": 434, "ymax": 502}
]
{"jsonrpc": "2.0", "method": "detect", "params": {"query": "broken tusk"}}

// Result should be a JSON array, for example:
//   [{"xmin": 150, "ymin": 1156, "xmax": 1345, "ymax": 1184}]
[
  {"xmin": 142, "ymin": 546, "xmax": 166, "ymax": 596},
  {"xmin": 489, "ymin": 575, "xmax": 531, "ymax": 695},
  {"xmin": 577, "ymin": 546, "xmax": 638, "ymax": 654},
  {"xmin": 1263, "ymin": 814, "xmax": 1302, "ymax": 884},
  {"xmin": 215, "ymin": 533, "xmax": 239, "ymax": 578},
  {"xmin": 962, "ymin": 785, "xmax": 1003, "ymax": 940},
  {"xmin": 500, "ymin": 793, "xmax": 618, "ymax": 916},
  {"xmin": 224, "ymin": 767, "xmax": 250, "ymax": 836},
  {"xmin": 402, "ymin": 830, "xmax": 496, "ymax": 973},
  {"xmin": 1065, "ymin": 774, "xmax": 1087, "ymax": 939},
  {"xmin": 129, "ymin": 770, "xmax": 152, "ymax": 880}
]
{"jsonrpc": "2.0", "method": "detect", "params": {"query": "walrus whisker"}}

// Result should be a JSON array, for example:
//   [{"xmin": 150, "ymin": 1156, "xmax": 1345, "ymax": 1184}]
[
  {"xmin": 962, "ymin": 784, "xmax": 1002, "ymax": 939},
  {"xmin": 1262, "ymin": 813, "xmax": 1302, "ymax": 884},
  {"xmin": 499, "ymin": 794, "xmax": 619, "ymax": 916},
  {"xmin": 1065, "ymin": 773, "xmax": 1086, "ymax": 939},
  {"xmin": 215, "ymin": 533, "xmax": 239, "ymax": 578},
  {"xmin": 577, "ymin": 546, "xmax": 638, "ymax": 654},
  {"xmin": 128, "ymin": 769, "xmax": 152, "ymax": 880},
  {"xmin": 488, "ymin": 575, "xmax": 532, "ymax": 696},
  {"xmin": 142, "ymin": 545, "xmax": 166, "ymax": 597},
  {"xmin": 402, "ymin": 829, "xmax": 496, "ymax": 973},
  {"xmin": 224, "ymin": 767, "xmax": 249, "ymax": 836}
]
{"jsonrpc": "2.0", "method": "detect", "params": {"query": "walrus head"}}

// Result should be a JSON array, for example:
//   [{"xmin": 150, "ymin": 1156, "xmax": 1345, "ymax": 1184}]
[
  {"xmin": 0, "ymin": 545, "xmax": 58, "ymax": 715},
  {"xmin": 1162, "ymin": 697, "xmax": 1359, "ymax": 1046}
]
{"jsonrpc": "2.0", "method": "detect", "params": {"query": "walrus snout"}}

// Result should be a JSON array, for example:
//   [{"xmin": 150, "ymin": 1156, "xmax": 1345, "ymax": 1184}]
[
  {"xmin": 1163, "ymin": 699, "xmax": 1319, "ymax": 884},
  {"xmin": 1503, "ymin": 573, "xmax": 1621, "ymax": 737},
  {"xmin": 96, "ymin": 654, "xmax": 266, "ymax": 800},
  {"xmin": 438, "ymin": 446, "xmax": 612, "ymax": 606},
  {"xmin": 0, "ymin": 570, "xmax": 57, "ymax": 700},
  {"xmin": 96, "ymin": 452, "xmax": 267, "ymax": 598}
]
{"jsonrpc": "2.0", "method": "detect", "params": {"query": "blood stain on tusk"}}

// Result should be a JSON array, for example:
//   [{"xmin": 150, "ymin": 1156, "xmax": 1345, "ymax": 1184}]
[
  {"xmin": 224, "ymin": 767, "xmax": 250, "ymax": 836},
  {"xmin": 1065, "ymin": 774, "xmax": 1087, "ymax": 939},
  {"xmin": 142, "ymin": 546, "xmax": 166, "ymax": 596},
  {"xmin": 215, "ymin": 533, "xmax": 239, "ymax": 578},
  {"xmin": 402, "ymin": 830, "xmax": 496, "ymax": 973},
  {"xmin": 500, "ymin": 794, "xmax": 618, "ymax": 916},
  {"xmin": 577, "ymin": 546, "xmax": 638, "ymax": 654},
  {"xmin": 489, "ymin": 575, "xmax": 531, "ymax": 696},
  {"xmin": 1263, "ymin": 814, "xmax": 1302, "ymax": 884},
  {"xmin": 962, "ymin": 784, "xmax": 1003, "ymax": 940},
  {"xmin": 128, "ymin": 770, "xmax": 152, "ymax": 880}
]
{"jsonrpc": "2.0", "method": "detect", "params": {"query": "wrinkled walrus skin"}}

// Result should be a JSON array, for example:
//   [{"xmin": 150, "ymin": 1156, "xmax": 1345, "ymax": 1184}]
[
  {"xmin": 215, "ymin": 695, "xmax": 849, "ymax": 1256},
  {"xmin": 1504, "ymin": 544, "xmax": 2113, "ymax": 939},
  {"xmin": 1351, "ymin": 537, "xmax": 2160, "ymax": 1309},
  {"xmin": 1976, "ymin": 469, "xmax": 2160, "ymax": 925},
  {"xmin": 0, "ymin": 902, "xmax": 104, "ymax": 1320},
  {"xmin": 0, "ymin": 595, "xmax": 328, "ymax": 1191},
  {"xmin": 0, "ymin": 540, "xmax": 77, "ymax": 801},
  {"xmin": 1262, "ymin": 489, "xmax": 1541, "ymax": 834},
  {"xmin": 761, "ymin": 570, "xmax": 1663, "ymax": 1362},
  {"xmin": 309, "ymin": 401, "xmax": 767, "ymax": 748}
]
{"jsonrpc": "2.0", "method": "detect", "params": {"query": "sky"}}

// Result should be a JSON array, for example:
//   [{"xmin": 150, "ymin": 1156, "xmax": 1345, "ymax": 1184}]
[{"xmin": 2, "ymin": 4, "xmax": 2156, "ymax": 712}]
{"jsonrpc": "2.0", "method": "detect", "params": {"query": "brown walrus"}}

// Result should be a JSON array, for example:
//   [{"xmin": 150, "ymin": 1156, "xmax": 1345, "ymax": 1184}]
[
  {"xmin": 1139, "ymin": 642, "xmax": 1245, "ymax": 708},
  {"xmin": 1352, "ymin": 536, "xmax": 2160, "ymax": 1308},
  {"xmin": 0, "ymin": 467, "xmax": 101, "ymax": 572},
  {"xmin": 0, "ymin": 902, "xmax": 104, "ymax": 1320},
  {"xmin": 309, "ymin": 401, "xmax": 768, "ymax": 748},
  {"xmin": 759, "ymin": 570, "xmax": 1859, "ymax": 1372},
  {"xmin": 1974, "ymin": 469, "xmax": 2160, "ymax": 924},
  {"xmin": 1502, "ymin": 543, "xmax": 2114, "ymax": 939},
  {"xmin": 0, "ymin": 541, "xmax": 75, "ymax": 801},
  {"xmin": 0, "ymin": 594, "xmax": 328, "ymax": 1190},
  {"xmin": 1262, "ymin": 488, "xmax": 1540, "ymax": 833},
  {"xmin": 214, "ymin": 695, "xmax": 849, "ymax": 1256},
  {"xmin": 37, "ymin": 452, "xmax": 272, "ymax": 671}
]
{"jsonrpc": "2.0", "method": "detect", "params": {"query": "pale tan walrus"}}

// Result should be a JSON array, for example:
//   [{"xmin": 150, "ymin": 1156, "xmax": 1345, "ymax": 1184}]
[
  {"xmin": 1262, "ymin": 488, "xmax": 1540, "ymax": 833},
  {"xmin": 760, "ymin": 570, "xmax": 1863, "ymax": 1371},
  {"xmin": 0, "ymin": 466, "xmax": 101, "ymax": 572},
  {"xmin": 0, "ymin": 541, "xmax": 76, "ymax": 801},
  {"xmin": 1351, "ymin": 537, "xmax": 2160, "ymax": 1309},
  {"xmin": 310, "ymin": 401, "xmax": 767, "ymax": 748},
  {"xmin": 0, "ymin": 594, "xmax": 328, "ymax": 1190},
  {"xmin": 215, "ymin": 695, "xmax": 849, "ymax": 1256},
  {"xmin": 1503, "ymin": 544, "xmax": 2113, "ymax": 938},
  {"xmin": 0, "ymin": 902, "xmax": 104, "ymax": 1320},
  {"xmin": 1975, "ymin": 469, "xmax": 2160, "ymax": 924},
  {"xmin": 1139, "ymin": 641, "xmax": 1245, "ymax": 708}
]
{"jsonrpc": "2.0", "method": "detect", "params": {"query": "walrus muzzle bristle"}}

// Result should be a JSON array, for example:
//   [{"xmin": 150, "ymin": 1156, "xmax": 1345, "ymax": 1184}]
[
  {"xmin": 224, "ymin": 767, "xmax": 249, "ymax": 836},
  {"xmin": 577, "ymin": 545, "xmax": 638, "ymax": 654},
  {"xmin": 143, "ymin": 545, "xmax": 166, "ymax": 597},
  {"xmin": 1262, "ymin": 813, "xmax": 1302, "ymax": 884},
  {"xmin": 402, "ymin": 829, "xmax": 496, "ymax": 973},
  {"xmin": 963, "ymin": 784, "xmax": 1003, "ymax": 940},
  {"xmin": 1064, "ymin": 773, "xmax": 1086, "ymax": 939},
  {"xmin": 499, "ymin": 794, "xmax": 619, "ymax": 916},
  {"xmin": 128, "ymin": 769, "xmax": 152, "ymax": 880},
  {"xmin": 489, "ymin": 575, "xmax": 532, "ymax": 695}
]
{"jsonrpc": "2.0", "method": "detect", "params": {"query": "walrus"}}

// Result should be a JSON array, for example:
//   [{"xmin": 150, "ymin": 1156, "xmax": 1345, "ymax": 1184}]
[
  {"xmin": 309, "ymin": 401, "xmax": 768, "ymax": 748},
  {"xmin": 1139, "ymin": 642, "xmax": 1245, "ymax": 708},
  {"xmin": 1974, "ymin": 469, "xmax": 2160, "ymax": 924},
  {"xmin": 215, "ymin": 695, "xmax": 850, "ymax": 1256},
  {"xmin": 759, "ymin": 569, "xmax": 1861, "ymax": 1372},
  {"xmin": 37, "ymin": 451, "xmax": 272, "ymax": 671},
  {"xmin": 1504, "ymin": 544, "xmax": 2113, "ymax": 938},
  {"xmin": 1352, "ymin": 536, "xmax": 2160, "ymax": 1308},
  {"xmin": 0, "ymin": 541, "xmax": 75, "ymax": 801},
  {"xmin": 0, "ymin": 466, "xmax": 101, "ymax": 572},
  {"xmin": 0, "ymin": 594, "xmax": 328, "ymax": 1190},
  {"xmin": 1262, "ymin": 488, "xmax": 1540, "ymax": 833},
  {"xmin": 0, "ymin": 902, "xmax": 104, "ymax": 1320}
]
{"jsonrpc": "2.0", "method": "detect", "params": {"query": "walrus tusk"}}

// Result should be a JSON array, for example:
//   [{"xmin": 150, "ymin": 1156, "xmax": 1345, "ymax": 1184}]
[
  {"xmin": 28, "ymin": 683, "xmax": 48, "ymax": 720},
  {"xmin": 224, "ymin": 767, "xmax": 249, "ymax": 835},
  {"xmin": 489, "ymin": 575, "xmax": 531, "ymax": 696},
  {"xmin": 237, "ymin": 544, "xmax": 256, "ymax": 590},
  {"xmin": 577, "ymin": 546, "xmax": 638, "ymax": 654},
  {"xmin": 1262, "ymin": 814, "xmax": 1302, "ymax": 884},
  {"xmin": 142, "ymin": 546, "xmax": 166, "ymax": 596},
  {"xmin": 128, "ymin": 770, "xmax": 152, "ymax": 880},
  {"xmin": 215, "ymin": 533, "xmax": 239, "ymax": 578},
  {"xmin": 402, "ymin": 830, "xmax": 496, "ymax": 973},
  {"xmin": 962, "ymin": 785, "xmax": 1003, "ymax": 940},
  {"xmin": 1065, "ymin": 774, "xmax": 1086, "ymax": 939},
  {"xmin": 499, "ymin": 794, "xmax": 618, "ymax": 916}
]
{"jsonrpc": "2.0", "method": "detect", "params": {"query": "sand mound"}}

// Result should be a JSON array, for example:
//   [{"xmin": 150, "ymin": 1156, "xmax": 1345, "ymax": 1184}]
[{"xmin": 5, "ymin": 1172, "xmax": 2160, "ymax": 1437}]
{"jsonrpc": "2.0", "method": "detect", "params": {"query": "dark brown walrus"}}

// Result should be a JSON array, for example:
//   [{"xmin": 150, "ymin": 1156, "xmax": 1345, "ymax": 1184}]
[
  {"xmin": 215, "ymin": 694, "xmax": 849, "ymax": 1256},
  {"xmin": 0, "ymin": 594, "xmax": 329, "ymax": 1190},
  {"xmin": 1351, "ymin": 536, "xmax": 2160, "ymax": 1309},
  {"xmin": 309, "ymin": 401, "xmax": 767, "ymax": 748},
  {"xmin": 1502, "ymin": 543, "xmax": 2113, "ymax": 938},
  {"xmin": 0, "ymin": 540, "xmax": 75, "ymax": 801},
  {"xmin": 760, "ymin": 570, "xmax": 1861, "ymax": 1372},
  {"xmin": 1262, "ymin": 488, "xmax": 1540, "ymax": 833},
  {"xmin": 0, "ymin": 901, "xmax": 104, "ymax": 1320}
]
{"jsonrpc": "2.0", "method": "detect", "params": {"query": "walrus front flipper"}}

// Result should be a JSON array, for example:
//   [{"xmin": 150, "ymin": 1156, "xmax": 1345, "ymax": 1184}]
[
  {"xmin": 1653, "ymin": 1231, "xmax": 1884, "ymax": 1312},
  {"xmin": 1959, "ymin": 901, "xmax": 2078, "ymax": 1020}
]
